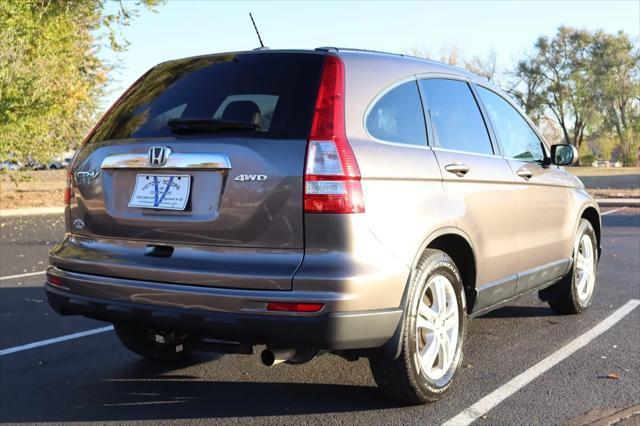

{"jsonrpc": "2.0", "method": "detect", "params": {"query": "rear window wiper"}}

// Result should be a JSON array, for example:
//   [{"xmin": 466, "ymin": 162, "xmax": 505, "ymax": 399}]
[{"xmin": 167, "ymin": 118, "xmax": 259, "ymax": 134}]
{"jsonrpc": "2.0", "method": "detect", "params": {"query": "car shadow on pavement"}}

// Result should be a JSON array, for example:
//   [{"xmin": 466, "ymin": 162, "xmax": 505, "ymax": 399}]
[
  {"xmin": 4, "ymin": 358, "xmax": 402, "ymax": 423},
  {"xmin": 94, "ymin": 377, "xmax": 400, "ymax": 422},
  {"xmin": 2, "ymin": 343, "xmax": 403, "ymax": 422},
  {"xmin": 0, "ymin": 284, "xmax": 403, "ymax": 423}
]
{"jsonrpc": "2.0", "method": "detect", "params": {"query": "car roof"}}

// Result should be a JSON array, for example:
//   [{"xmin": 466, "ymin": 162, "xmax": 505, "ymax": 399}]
[{"xmin": 164, "ymin": 47, "xmax": 487, "ymax": 84}]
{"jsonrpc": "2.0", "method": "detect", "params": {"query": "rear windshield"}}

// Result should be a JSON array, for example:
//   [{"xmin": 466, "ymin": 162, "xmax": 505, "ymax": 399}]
[{"xmin": 88, "ymin": 52, "xmax": 324, "ymax": 143}]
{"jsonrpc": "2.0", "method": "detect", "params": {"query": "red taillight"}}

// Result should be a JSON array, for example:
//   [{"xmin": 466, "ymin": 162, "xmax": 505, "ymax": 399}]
[
  {"xmin": 304, "ymin": 55, "xmax": 364, "ymax": 214},
  {"xmin": 266, "ymin": 302, "xmax": 324, "ymax": 312},
  {"xmin": 47, "ymin": 274, "xmax": 64, "ymax": 287},
  {"xmin": 63, "ymin": 170, "xmax": 73, "ymax": 206}
]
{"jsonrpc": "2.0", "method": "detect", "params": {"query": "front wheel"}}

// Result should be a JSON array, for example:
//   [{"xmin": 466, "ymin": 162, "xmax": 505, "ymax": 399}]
[
  {"xmin": 369, "ymin": 249, "xmax": 467, "ymax": 403},
  {"xmin": 540, "ymin": 218, "xmax": 598, "ymax": 314}
]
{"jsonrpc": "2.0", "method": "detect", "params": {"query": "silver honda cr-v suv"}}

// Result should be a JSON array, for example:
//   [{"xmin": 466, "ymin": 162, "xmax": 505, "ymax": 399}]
[{"xmin": 47, "ymin": 48, "xmax": 601, "ymax": 403}]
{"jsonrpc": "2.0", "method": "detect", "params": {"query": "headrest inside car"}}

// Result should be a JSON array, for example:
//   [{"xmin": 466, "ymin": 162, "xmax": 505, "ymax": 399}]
[{"xmin": 221, "ymin": 101, "xmax": 261, "ymax": 125}]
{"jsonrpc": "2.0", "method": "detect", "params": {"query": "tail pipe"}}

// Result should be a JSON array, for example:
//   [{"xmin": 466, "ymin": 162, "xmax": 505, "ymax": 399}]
[{"xmin": 260, "ymin": 348, "xmax": 296, "ymax": 366}]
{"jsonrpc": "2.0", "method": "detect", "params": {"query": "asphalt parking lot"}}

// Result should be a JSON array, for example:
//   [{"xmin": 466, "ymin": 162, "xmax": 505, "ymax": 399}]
[{"xmin": 1, "ymin": 209, "xmax": 638, "ymax": 425}]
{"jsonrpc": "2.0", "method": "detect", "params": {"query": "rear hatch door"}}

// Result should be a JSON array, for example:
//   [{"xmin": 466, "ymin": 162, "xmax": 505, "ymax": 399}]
[{"xmin": 65, "ymin": 52, "xmax": 325, "ymax": 290}]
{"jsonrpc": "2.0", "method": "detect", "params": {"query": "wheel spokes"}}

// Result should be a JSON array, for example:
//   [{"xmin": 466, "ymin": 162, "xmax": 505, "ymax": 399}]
[
  {"xmin": 420, "ymin": 333, "xmax": 440, "ymax": 372},
  {"xmin": 576, "ymin": 235, "xmax": 595, "ymax": 301},
  {"xmin": 433, "ymin": 278, "xmax": 447, "ymax": 316},
  {"xmin": 416, "ymin": 312, "xmax": 435, "ymax": 332},
  {"xmin": 442, "ymin": 309, "xmax": 458, "ymax": 332},
  {"xmin": 439, "ymin": 331, "xmax": 451, "ymax": 369},
  {"xmin": 418, "ymin": 300, "xmax": 438, "ymax": 321},
  {"xmin": 416, "ymin": 273, "xmax": 460, "ymax": 381}
]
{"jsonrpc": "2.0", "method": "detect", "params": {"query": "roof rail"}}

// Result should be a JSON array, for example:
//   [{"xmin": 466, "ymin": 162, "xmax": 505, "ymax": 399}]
[
  {"xmin": 315, "ymin": 47, "xmax": 405, "ymax": 57},
  {"xmin": 314, "ymin": 46, "xmax": 480, "ymax": 79}
]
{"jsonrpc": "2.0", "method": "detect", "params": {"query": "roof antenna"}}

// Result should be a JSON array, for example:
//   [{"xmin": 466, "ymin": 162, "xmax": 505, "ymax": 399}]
[{"xmin": 249, "ymin": 13, "xmax": 265, "ymax": 48}]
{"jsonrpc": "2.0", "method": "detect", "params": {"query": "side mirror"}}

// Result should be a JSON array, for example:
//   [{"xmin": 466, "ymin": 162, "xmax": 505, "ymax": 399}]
[{"xmin": 550, "ymin": 144, "xmax": 578, "ymax": 166}]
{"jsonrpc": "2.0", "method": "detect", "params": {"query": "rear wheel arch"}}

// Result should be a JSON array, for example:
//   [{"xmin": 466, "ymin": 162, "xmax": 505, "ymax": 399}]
[{"xmin": 420, "ymin": 229, "xmax": 478, "ymax": 314}]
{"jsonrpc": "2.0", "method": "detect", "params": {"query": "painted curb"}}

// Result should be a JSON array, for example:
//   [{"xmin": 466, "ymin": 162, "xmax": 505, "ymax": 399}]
[
  {"xmin": 596, "ymin": 198, "xmax": 640, "ymax": 207},
  {"xmin": 0, "ymin": 206, "xmax": 65, "ymax": 218}
]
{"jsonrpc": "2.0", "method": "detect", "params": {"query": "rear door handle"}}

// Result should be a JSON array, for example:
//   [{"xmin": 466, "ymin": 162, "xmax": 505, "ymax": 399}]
[
  {"xmin": 516, "ymin": 168, "xmax": 533, "ymax": 180},
  {"xmin": 444, "ymin": 163, "xmax": 470, "ymax": 177}
]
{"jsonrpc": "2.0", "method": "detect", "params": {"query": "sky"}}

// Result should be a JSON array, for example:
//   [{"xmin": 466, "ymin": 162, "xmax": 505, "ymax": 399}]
[{"xmin": 100, "ymin": 0, "xmax": 640, "ymax": 107}]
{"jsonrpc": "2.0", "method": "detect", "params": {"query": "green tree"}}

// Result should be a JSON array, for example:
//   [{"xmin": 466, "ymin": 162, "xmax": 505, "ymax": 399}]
[
  {"xmin": 588, "ymin": 30, "xmax": 640, "ymax": 165},
  {"xmin": 0, "ymin": 0, "xmax": 160, "ymax": 164},
  {"xmin": 534, "ymin": 27, "xmax": 596, "ymax": 150},
  {"xmin": 510, "ymin": 26, "xmax": 640, "ymax": 164},
  {"xmin": 509, "ymin": 55, "xmax": 546, "ymax": 124}
]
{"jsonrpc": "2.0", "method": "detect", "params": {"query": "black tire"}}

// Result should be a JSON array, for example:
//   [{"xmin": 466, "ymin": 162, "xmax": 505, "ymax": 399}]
[
  {"xmin": 114, "ymin": 322, "xmax": 190, "ymax": 361},
  {"xmin": 369, "ymin": 249, "xmax": 467, "ymax": 404},
  {"xmin": 540, "ymin": 219, "xmax": 598, "ymax": 315}
]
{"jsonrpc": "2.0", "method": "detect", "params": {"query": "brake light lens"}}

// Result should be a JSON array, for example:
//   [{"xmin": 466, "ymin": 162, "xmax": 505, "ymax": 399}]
[
  {"xmin": 266, "ymin": 302, "xmax": 324, "ymax": 312},
  {"xmin": 63, "ymin": 170, "xmax": 72, "ymax": 206},
  {"xmin": 46, "ymin": 273, "xmax": 64, "ymax": 287},
  {"xmin": 304, "ymin": 55, "xmax": 364, "ymax": 214}
]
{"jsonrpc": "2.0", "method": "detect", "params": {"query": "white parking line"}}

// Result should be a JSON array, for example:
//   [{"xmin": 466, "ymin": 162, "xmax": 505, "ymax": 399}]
[
  {"xmin": 0, "ymin": 326, "xmax": 114, "ymax": 357},
  {"xmin": 443, "ymin": 299, "xmax": 640, "ymax": 426},
  {"xmin": 0, "ymin": 270, "xmax": 45, "ymax": 281},
  {"xmin": 601, "ymin": 207, "xmax": 627, "ymax": 216}
]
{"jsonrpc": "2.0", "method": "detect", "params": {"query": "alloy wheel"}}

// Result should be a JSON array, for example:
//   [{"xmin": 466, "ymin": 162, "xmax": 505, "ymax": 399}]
[{"xmin": 415, "ymin": 274, "xmax": 459, "ymax": 381}]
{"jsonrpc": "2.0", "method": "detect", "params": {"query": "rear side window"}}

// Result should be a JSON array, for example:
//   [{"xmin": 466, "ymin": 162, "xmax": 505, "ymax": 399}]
[
  {"xmin": 89, "ymin": 53, "xmax": 324, "ymax": 143},
  {"xmin": 476, "ymin": 87, "xmax": 545, "ymax": 162},
  {"xmin": 419, "ymin": 79, "xmax": 493, "ymax": 155},
  {"xmin": 366, "ymin": 81, "xmax": 427, "ymax": 146}
]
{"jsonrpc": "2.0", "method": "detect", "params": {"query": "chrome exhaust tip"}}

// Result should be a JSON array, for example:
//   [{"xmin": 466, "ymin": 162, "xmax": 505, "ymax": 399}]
[{"xmin": 260, "ymin": 348, "xmax": 296, "ymax": 366}]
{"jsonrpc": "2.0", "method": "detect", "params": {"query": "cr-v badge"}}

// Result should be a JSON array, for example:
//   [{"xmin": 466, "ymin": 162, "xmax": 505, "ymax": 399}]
[
  {"xmin": 235, "ymin": 174, "xmax": 268, "ymax": 182},
  {"xmin": 75, "ymin": 170, "xmax": 100, "ymax": 182}
]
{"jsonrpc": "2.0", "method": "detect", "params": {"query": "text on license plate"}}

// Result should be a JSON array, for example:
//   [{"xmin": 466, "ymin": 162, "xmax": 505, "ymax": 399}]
[{"xmin": 128, "ymin": 174, "xmax": 191, "ymax": 210}]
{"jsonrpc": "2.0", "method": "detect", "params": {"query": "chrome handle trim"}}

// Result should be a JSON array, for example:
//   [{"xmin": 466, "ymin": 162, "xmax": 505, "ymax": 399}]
[
  {"xmin": 101, "ymin": 153, "xmax": 232, "ymax": 170},
  {"xmin": 516, "ymin": 169, "xmax": 533, "ymax": 179},
  {"xmin": 444, "ymin": 163, "xmax": 470, "ymax": 177}
]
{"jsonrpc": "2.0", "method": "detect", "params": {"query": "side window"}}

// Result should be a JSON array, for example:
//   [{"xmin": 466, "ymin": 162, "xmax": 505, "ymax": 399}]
[
  {"xmin": 419, "ymin": 79, "xmax": 493, "ymax": 155},
  {"xmin": 477, "ymin": 87, "xmax": 545, "ymax": 162},
  {"xmin": 366, "ymin": 81, "xmax": 427, "ymax": 146}
]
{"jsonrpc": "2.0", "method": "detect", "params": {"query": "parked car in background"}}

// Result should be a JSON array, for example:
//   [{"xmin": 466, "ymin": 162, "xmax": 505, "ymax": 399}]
[
  {"xmin": 0, "ymin": 160, "xmax": 21, "ymax": 171},
  {"xmin": 23, "ymin": 157, "xmax": 47, "ymax": 170},
  {"xmin": 42, "ymin": 151, "xmax": 74, "ymax": 169},
  {"xmin": 46, "ymin": 48, "xmax": 601, "ymax": 403},
  {"xmin": 0, "ymin": 152, "xmax": 74, "ymax": 171},
  {"xmin": 49, "ymin": 151, "xmax": 75, "ymax": 169},
  {"xmin": 47, "ymin": 161, "xmax": 64, "ymax": 169},
  {"xmin": 592, "ymin": 160, "xmax": 611, "ymax": 168}
]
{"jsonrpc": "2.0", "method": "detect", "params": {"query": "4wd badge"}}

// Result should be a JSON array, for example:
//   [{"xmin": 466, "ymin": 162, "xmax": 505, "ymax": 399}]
[{"xmin": 234, "ymin": 174, "xmax": 268, "ymax": 182}]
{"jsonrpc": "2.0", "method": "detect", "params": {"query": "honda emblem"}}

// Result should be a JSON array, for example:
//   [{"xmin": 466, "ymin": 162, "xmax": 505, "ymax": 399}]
[{"xmin": 148, "ymin": 146, "xmax": 172, "ymax": 167}]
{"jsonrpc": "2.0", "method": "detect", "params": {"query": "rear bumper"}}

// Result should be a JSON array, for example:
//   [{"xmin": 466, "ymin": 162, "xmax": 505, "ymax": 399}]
[{"xmin": 45, "ymin": 267, "xmax": 402, "ymax": 350}]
